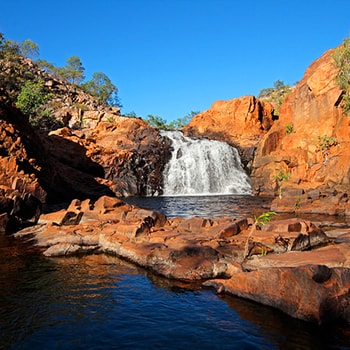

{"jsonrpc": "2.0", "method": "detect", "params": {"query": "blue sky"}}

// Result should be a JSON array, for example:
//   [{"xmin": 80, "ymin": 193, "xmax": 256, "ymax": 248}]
[{"xmin": 1, "ymin": 0, "xmax": 349, "ymax": 122}]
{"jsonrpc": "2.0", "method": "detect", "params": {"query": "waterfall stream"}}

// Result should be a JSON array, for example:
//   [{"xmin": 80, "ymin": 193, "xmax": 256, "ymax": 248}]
[{"xmin": 160, "ymin": 131, "xmax": 252, "ymax": 196}]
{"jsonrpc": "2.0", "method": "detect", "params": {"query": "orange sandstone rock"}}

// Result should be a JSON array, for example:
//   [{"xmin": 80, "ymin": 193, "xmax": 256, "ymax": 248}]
[{"xmin": 183, "ymin": 95, "xmax": 275, "ymax": 148}]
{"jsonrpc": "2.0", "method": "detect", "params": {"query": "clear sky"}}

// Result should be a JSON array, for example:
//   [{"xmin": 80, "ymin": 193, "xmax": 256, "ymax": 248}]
[{"xmin": 1, "ymin": 0, "xmax": 349, "ymax": 122}]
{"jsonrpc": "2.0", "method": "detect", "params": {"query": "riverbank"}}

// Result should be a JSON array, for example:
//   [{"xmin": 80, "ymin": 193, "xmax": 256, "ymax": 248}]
[{"xmin": 13, "ymin": 195, "xmax": 350, "ymax": 325}]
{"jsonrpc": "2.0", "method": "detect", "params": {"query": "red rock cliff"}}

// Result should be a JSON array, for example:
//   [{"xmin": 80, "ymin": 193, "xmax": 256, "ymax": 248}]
[
  {"xmin": 251, "ymin": 48, "xmax": 348, "ymax": 197},
  {"xmin": 183, "ymin": 95, "xmax": 275, "ymax": 147},
  {"xmin": 183, "ymin": 95, "xmax": 276, "ymax": 168}
]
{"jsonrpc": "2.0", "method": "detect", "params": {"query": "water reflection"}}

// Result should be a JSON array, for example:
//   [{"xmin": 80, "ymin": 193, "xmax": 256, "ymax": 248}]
[
  {"xmin": 1, "ymin": 202, "xmax": 350, "ymax": 349},
  {"xmin": 124, "ymin": 194, "xmax": 273, "ymax": 219},
  {"xmin": 125, "ymin": 195, "xmax": 350, "ymax": 230}
]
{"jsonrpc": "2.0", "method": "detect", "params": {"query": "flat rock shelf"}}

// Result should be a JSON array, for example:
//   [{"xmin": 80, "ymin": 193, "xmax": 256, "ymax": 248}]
[{"xmin": 14, "ymin": 195, "xmax": 350, "ymax": 325}]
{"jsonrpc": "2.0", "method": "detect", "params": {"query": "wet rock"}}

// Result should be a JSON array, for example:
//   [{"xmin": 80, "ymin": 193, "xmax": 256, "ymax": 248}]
[
  {"xmin": 43, "ymin": 242, "xmax": 100, "ymax": 257},
  {"xmin": 204, "ymin": 265, "xmax": 350, "ymax": 324},
  {"xmin": 13, "ymin": 196, "xmax": 350, "ymax": 324}
]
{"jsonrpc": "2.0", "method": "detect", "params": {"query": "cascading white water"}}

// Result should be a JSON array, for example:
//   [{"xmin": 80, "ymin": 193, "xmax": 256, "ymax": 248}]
[{"xmin": 161, "ymin": 130, "xmax": 252, "ymax": 196}]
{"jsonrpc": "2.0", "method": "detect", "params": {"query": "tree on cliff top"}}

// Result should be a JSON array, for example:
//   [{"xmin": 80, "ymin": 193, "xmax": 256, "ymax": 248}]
[
  {"xmin": 144, "ymin": 115, "xmax": 170, "ymax": 129},
  {"xmin": 82, "ymin": 72, "xmax": 122, "ymax": 107},
  {"xmin": 20, "ymin": 39, "xmax": 39, "ymax": 60},
  {"xmin": 58, "ymin": 56, "xmax": 85, "ymax": 85},
  {"xmin": 144, "ymin": 111, "xmax": 199, "ymax": 130},
  {"xmin": 0, "ymin": 34, "xmax": 35, "ymax": 101}
]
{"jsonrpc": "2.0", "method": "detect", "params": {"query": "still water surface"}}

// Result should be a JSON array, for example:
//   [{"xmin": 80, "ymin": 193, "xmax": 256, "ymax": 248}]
[{"xmin": 1, "ymin": 195, "xmax": 350, "ymax": 349}]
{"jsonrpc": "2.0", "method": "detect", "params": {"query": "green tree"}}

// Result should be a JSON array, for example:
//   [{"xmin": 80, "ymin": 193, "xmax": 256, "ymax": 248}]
[
  {"xmin": 124, "ymin": 111, "xmax": 137, "ymax": 117},
  {"xmin": 36, "ymin": 59, "xmax": 58, "ymax": 76},
  {"xmin": 273, "ymin": 79, "xmax": 286, "ymax": 90},
  {"xmin": 333, "ymin": 37, "xmax": 350, "ymax": 114},
  {"xmin": 82, "ymin": 72, "xmax": 121, "ymax": 106},
  {"xmin": 60, "ymin": 55, "xmax": 85, "ymax": 84},
  {"xmin": 1, "ymin": 39, "xmax": 21, "ymax": 58},
  {"xmin": 144, "ymin": 114, "xmax": 169, "ymax": 129},
  {"xmin": 16, "ymin": 79, "xmax": 51, "ymax": 121},
  {"xmin": 258, "ymin": 87, "xmax": 274, "ymax": 98},
  {"xmin": 169, "ymin": 111, "xmax": 199, "ymax": 129},
  {"xmin": 0, "ymin": 33, "xmax": 34, "ymax": 101},
  {"xmin": 20, "ymin": 39, "xmax": 39, "ymax": 60}
]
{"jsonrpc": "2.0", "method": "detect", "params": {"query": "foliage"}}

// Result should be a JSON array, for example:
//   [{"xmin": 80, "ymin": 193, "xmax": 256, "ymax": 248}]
[
  {"xmin": 36, "ymin": 59, "xmax": 60, "ymax": 77},
  {"xmin": 73, "ymin": 103, "xmax": 89, "ymax": 111},
  {"xmin": 285, "ymin": 123, "xmax": 295, "ymax": 135},
  {"xmin": 144, "ymin": 111, "xmax": 199, "ymax": 130},
  {"xmin": 168, "ymin": 111, "xmax": 199, "ymax": 129},
  {"xmin": 144, "ymin": 115, "xmax": 170, "ymax": 129},
  {"xmin": 16, "ymin": 78, "xmax": 50, "ymax": 115},
  {"xmin": 82, "ymin": 72, "xmax": 121, "ymax": 107},
  {"xmin": 294, "ymin": 196, "xmax": 301, "ymax": 210},
  {"xmin": 273, "ymin": 169, "xmax": 291, "ymax": 183},
  {"xmin": 20, "ymin": 39, "xmax": 39, "ymax": 60},
  {"xmin": 316, "ymin": 134, "xmax": 338, "ymax": 160},
  {"xmin": 243, "ymin": 212, "xmax": 277, "ymax": 259},
  {"xmin": 333, "ymin": 37, "xmax": 350, "ymax": 114},
  {"xmin": 273, "ymin": 170, "xmax": 291, "ymax": 198},
  {"xmin": 0, "ymin": 33, "xmax": 35, "ymax": 101},
  {"xmin": 258, "ymin": 80, "xmax": 292, "ymax": 115},
  {"xmin": 58, "ymin": 56, "xmax": 85, "ymax": 85},
  {"xmin": 124, "ymin": 111, "xmax": 137, "ymax": 117}
]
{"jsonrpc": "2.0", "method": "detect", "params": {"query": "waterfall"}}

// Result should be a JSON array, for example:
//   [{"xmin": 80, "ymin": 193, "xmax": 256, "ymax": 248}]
[{"xmin": 161, "ymin": 131, "xmax": 252, "ymax": 196}]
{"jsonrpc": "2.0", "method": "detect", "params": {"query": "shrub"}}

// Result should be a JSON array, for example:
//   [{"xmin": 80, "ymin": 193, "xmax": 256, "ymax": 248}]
[
  {"xmin": 273, "ymin": 170, "xmax": 291, "ymax": 198},
  {"xmin": 16, "ymin": 79, "xmax": 50, "ymax": 116},
  {"xmin": 316, "ymin": 134, "xmax": 338, "ymax": 161},
  {"xmin": 258, "ymin": 80, "xmax": 292, "ymax": 115},
  {"xmin": 285, "ymin": 123, "xmax": 295, "ymax": 135},
  {"xmin": 333, "ymin": 37, "xmax": 350, "ymax": 114},
  {"xmin": 243, "ymin": 211, "xmax": 277, "ymax": 259}
]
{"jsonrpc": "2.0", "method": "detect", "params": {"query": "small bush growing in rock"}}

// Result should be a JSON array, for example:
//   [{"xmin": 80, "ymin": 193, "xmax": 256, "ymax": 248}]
[
  {"xmin": 316, "ymin": 134, "xmax": 338, "ymax": 162},
  {"xmin": 333, "ymin": 37, "xmax": 350, "ymax": 114},
  {"xmin": 273, "ymin": 170, "xmax": 291, "ymax": 198},
  {"xmin": 285, "ymin": 123, "xmax": 295, "ymax": 135},
  {"xmin": 16, "ymin": 79, "xmax": 50, "ymax": 116}
]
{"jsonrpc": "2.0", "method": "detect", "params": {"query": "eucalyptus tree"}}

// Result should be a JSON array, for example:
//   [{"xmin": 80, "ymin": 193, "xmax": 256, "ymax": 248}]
[{"xmin": 83, "ymin": 72, "xmax": 121, "ymax": 106}]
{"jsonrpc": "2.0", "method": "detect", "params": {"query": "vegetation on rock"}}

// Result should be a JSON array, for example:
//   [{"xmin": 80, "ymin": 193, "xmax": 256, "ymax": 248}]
[
  {"xmin": 333, "ymin": 37, "xmax": 350, "ymax": 114},
  {"xmin": 144, "ymin": 111, "xmax": 199, "ymax": 130},
  {"xmin": 273, "ymin": 170, "xmax": 291, "ymax": 198},
  {"xmin": 258, "ymin": 80, "xmax": 292, "ymax": 115},
  {"xmin": 243, "ymin": 211, "xmax": 277, "ymax": 259},
  {"xmin": 0, "ymin": 32, "xmax": 122, "ymax": 131},
  {"xmin": 285, "ymin": 122, "xmax": 295, "ymax": 135},
  {"xmin": 16, "ymin": 79, "xmax": 53, "ymax": 127},
  {"xmin": 316, "ymin": 134, "xmax": 338, "ymax": 161},
  {"xmin": 82, "ymin": 72, "xmax": 121, "ymax": 106}
]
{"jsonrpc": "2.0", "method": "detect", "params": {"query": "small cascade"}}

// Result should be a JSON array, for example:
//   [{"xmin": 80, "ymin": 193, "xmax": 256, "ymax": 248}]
[{"xmin": 160, "ymin": 130, "xmax": 252, "ymax": 196}]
